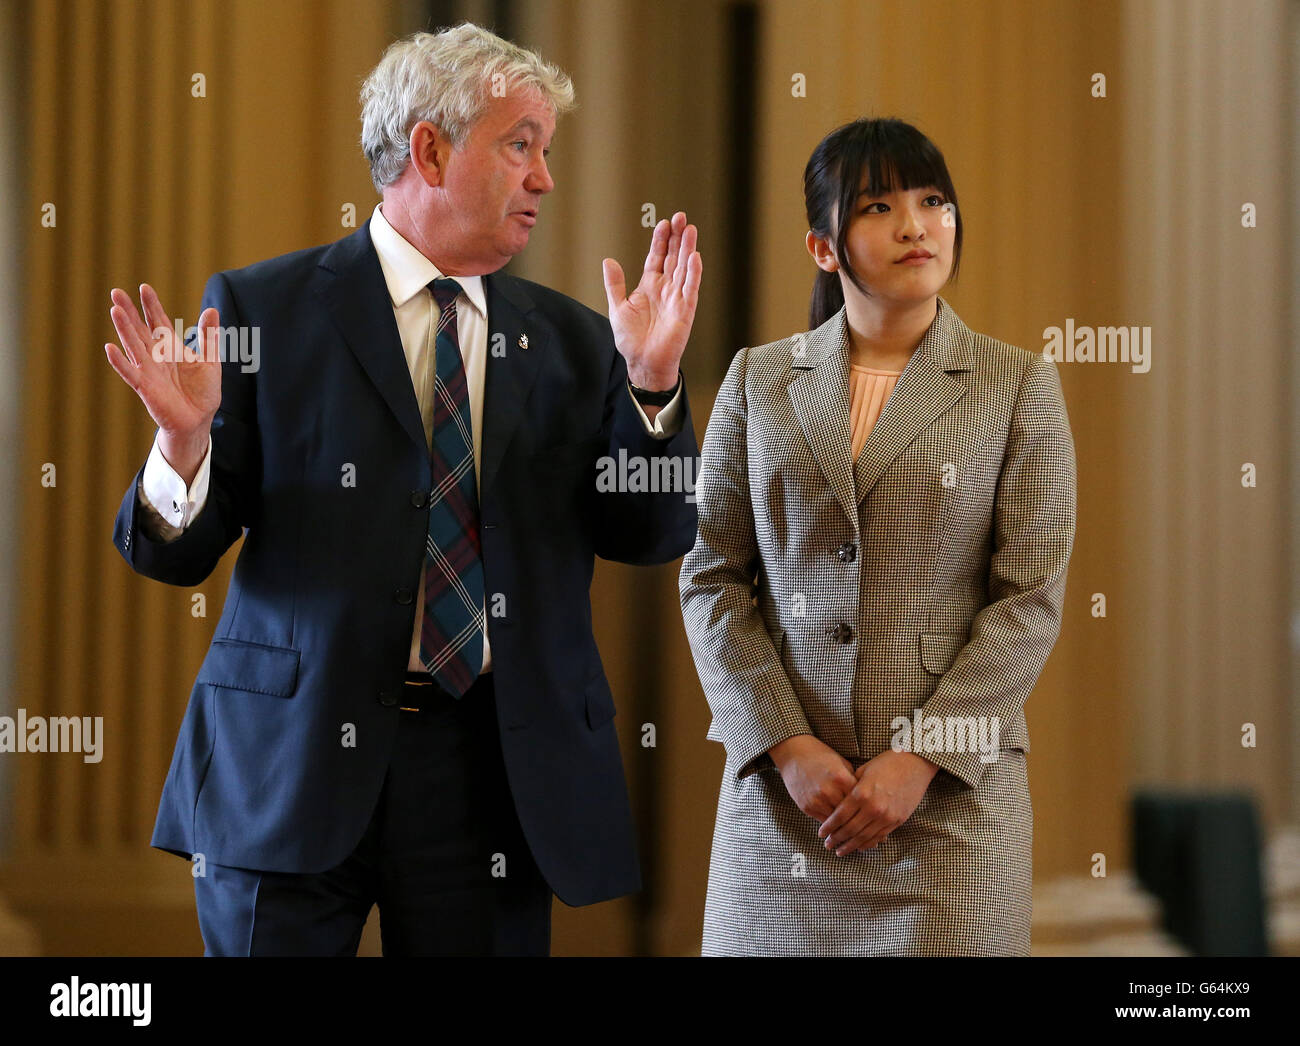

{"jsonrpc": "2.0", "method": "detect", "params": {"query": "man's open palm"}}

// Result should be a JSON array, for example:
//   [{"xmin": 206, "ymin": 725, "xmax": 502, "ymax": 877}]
[
  {"xmin": 602, "ymin": 210, "xmax": 701, "ymax": 389},
  {"xmin": 105, "ymin": 283, "xmax": 222, "ymax": 437}
]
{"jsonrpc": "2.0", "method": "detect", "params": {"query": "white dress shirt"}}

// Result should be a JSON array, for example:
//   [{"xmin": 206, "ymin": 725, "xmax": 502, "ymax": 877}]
[{"xmin": 137, "ymin": 203, "xmax": 686, "ymax": 676}]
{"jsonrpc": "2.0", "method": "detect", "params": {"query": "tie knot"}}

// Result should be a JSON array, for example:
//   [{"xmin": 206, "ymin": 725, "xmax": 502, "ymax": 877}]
[{"xmin": 430, "ymin": 277, "xmax": 461, "ymax": 312}]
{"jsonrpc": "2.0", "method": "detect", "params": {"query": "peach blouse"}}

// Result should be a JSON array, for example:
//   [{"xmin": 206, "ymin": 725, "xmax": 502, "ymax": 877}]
[{"xmin": 848, "ymin": 364, "xmax": 903, "ymax": 461}]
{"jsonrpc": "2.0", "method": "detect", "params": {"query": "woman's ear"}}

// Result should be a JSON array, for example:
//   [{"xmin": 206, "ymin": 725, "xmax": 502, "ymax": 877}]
[{"xmin": 805, "ymin": 230, "xmax": 839, "ymax": 274}]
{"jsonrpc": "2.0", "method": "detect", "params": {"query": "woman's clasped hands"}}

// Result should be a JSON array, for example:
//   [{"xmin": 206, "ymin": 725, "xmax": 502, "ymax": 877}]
[{"xmin": 769, "ymin": 735, "xmax": 939, "ymax": 856}]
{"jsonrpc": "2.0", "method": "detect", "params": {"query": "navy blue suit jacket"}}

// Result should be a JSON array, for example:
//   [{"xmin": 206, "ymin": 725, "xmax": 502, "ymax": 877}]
[{"xmin": 112, "ymin": 222, "xmax": 699, "ymax": 906}]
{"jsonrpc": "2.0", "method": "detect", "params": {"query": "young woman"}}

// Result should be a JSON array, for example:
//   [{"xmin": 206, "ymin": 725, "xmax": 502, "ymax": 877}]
[{"xmin": 679, "ymin": 117, "xmax": 1077, "ymax": 955}]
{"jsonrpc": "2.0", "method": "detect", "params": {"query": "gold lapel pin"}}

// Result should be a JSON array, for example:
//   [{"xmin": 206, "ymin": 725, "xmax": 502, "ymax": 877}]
[{"xmin": 518, "ymin": 333, "xmax": 529, "ymax": 350}]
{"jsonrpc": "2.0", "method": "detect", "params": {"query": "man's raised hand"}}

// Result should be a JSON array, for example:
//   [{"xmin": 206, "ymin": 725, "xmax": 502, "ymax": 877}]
[
  {"xmin": 105, "ymin": 284, "xmax": 222, "ymax": 482},
  {"xmin": 602, "ymin": 210, "xmax": 702, "ymax": 391}
]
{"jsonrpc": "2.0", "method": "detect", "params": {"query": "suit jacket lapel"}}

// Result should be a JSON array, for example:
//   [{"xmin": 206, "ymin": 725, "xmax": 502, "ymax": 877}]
[
  {"xmin": 314, "ymin": 230, "xmax": 551, "ymax": 502},
  {"xmin": 787, "ymin": 296, "xmax": 974, "ymax": 524},
  {"xmin": 480, "ymin": 272, "xmax": 548, "ymax": 500},
  {"xmin": 852, "ymin": 295, "xmax": 971, "ymax": 505},
  {"xmin": 788, "ymin": 309, "xmax": 858, "ymax": 528},
  {"xmin": 315, "ymin": 224, "xmax": 430, "ymax": 463}
]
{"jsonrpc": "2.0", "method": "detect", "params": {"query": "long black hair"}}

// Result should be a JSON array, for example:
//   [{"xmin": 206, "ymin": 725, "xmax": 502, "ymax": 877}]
[{"xmin": 804, "ymin": 117, "xmax": 963, "ymax": 329}]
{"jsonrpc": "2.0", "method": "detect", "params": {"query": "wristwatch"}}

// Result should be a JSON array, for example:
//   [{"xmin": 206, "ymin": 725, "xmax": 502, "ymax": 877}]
[{"xmin": 628, "ymin": 369, "xmax": 682, "ymax": 407}]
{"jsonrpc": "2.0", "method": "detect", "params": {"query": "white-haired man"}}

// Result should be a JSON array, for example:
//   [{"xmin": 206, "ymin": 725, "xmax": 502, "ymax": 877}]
[{"xmin": 105, "ymin": 23, "xmax": 701, "ymax": 956}]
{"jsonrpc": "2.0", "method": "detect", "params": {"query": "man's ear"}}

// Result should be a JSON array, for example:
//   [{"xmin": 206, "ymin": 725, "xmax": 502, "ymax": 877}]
[
  {"xmin": 805, "ymin": 229, "xmax": 839, "ymax": 274},
  {"xmin": 408, "ymin": 121, "xmax": 451, "ymax": 188}
]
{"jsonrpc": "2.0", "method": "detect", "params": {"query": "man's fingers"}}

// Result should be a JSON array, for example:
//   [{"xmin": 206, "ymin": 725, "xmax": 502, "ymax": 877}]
[
  {"xmin": 672, "ymin": 221, "xmax": 697, "ymax": 291},
  {"xmin": 109, "ymin": 287, "xmax": 150, "ymax": 359},
  {"xmin": 602, "ymin": 258, "xmax": 626, "ymax": 315},
  {"xmin": 196, "ymin": 306, "xmax": 221, "ymax": 361},
  {"xmin": 104, "ymin": 342, "xmax": 141, "ymax": 390},
  {"xmin": 662, "ymin": 211, "xmax": 684, "ymax": 284},
  {"xmin": 139, "ymin": 283, "xmax": 172, "ymax": 342},
  {"xmin": 109, "ymin": 303, "xmax": 151, "ymax": 369},
  {"xmin": 641, "ymin": 218, "xmax": 669, "ymax": 276},
  {"xmin": 681, "ymin": 251, "xmax": 702, "ymax": 308}
]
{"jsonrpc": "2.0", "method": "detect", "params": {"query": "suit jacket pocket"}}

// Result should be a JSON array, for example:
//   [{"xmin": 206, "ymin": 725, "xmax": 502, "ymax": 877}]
[
  {"xmin": 197, "ymin": 638, "xmax": 301, "ymax": 698},
  {"xmin": 918, "ymin": 631, "xmax": 966, "ymax": 675}
]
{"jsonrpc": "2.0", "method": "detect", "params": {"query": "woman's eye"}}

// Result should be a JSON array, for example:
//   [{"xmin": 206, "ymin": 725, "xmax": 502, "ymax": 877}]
[
  {"xmin": 863, "ymin": 202, "xmax": 886, "ymax": 213},
  {"xmin": 925, "ymin": 194, "xmax": 946, "ymax": 206}
]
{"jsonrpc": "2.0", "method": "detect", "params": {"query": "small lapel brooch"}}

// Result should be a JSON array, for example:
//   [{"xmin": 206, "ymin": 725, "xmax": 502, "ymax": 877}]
[{"xmin": 518, "ymin": 333, "xmax": 529, "ymax": 350}]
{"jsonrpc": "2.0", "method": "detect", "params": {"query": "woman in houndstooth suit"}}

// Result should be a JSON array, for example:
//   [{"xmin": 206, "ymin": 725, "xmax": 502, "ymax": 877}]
[{"xmin": 679, "ymin": 118, "xmax": 1077, "ymax": 955}]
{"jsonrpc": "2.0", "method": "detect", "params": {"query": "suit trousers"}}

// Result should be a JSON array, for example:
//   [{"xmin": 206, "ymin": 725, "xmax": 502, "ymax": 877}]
[{"xmin": 192, "ymin": 671, "xmax": 553, "ymax": 955}]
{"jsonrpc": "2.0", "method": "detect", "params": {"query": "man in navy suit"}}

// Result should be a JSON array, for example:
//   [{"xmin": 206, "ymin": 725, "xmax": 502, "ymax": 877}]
[{"xmin": 103, "ymin": 23, "xmax": 701, "ymax": 955}]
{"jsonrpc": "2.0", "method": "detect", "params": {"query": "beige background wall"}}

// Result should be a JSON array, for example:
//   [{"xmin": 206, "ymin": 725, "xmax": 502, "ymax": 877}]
[{"xmin": 0, "ymin": 0, "xmax": 1293, "ymax": 956}]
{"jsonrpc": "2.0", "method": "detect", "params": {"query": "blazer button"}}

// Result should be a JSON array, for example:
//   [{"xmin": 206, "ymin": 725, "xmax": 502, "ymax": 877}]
[
  {"xmin": 827, "ymin": 622, "xmax": 853, "ymax": 644},
  {"xmin": 378, "ymin": 690, "xmax": 398, "ymax": 707},
  {"xmin": 394, "ymin": 588, "xmax": 414, "ymax": 605},
  {"xmin": 410, "ymin": 490, "xmax": 427, "ymax": 508},
  {"xmin": 836, "ymin": 542, "xmax": 856, "ymax": 563}
]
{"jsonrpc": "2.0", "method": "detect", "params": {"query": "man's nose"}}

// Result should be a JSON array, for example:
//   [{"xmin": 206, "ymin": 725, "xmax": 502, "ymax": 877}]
[{"xmin": 527, "ymin": 156, "xmax": 555, "ymax": 194}]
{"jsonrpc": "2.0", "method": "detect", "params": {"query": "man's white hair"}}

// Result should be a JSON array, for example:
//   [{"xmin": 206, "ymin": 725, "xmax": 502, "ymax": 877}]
[{"xmin": 360, "ymin": 22, "xmax": 576, "ymax": 193}]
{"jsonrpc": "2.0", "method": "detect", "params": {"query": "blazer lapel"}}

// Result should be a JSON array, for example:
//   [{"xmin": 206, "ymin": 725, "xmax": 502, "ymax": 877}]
[
  {"xmin": 315, "ymin": 224, "xmax": 429, "ymax": 461},
  {"xmin": 852, "ymin": 295, "xmax": 972, "ymax": 505},
  {"xmin": 480, "ymin": 272, "xmax": 548, "ymax": 500},
  {"xmin": 788, "ymin": 309, "xmax": 858, "ymax": 528}
]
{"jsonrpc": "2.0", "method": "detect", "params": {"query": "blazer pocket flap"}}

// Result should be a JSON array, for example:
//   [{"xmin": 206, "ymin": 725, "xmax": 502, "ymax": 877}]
[
  {"xmin": 198, "ymin": 639, "xmax": 301, "ymax": 698},
  {"xmin": 919, "ymin": 631, "xmax": 966, "ymax": 675}
]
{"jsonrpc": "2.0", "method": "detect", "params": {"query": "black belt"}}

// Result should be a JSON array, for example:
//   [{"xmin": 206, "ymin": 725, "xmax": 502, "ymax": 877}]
[{"xmin": 399, "ymin": 670, "xmax": 491, "ymax": 712}]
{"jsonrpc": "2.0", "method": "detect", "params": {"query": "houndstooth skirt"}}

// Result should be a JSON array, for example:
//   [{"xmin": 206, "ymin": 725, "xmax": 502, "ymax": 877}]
[{"xmin": 701, "ymin": 749, "xmax": 1033, "ymax": 956}]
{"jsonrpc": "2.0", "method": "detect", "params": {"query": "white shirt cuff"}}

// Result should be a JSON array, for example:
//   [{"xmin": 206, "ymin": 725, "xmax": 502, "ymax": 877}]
[
  {"xmin": 626, "ymin": 379, "xmax": 685, "ymax": 438},
  {"xmin": 140, "ymin": 431, "xmax": 213, "ymax": 529}
]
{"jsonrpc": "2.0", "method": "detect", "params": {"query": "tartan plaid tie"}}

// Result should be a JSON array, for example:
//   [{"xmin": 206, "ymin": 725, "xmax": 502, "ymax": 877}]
[{"xmin": 417, "ymin": 277, "xmax": 484, "ymax": 698}]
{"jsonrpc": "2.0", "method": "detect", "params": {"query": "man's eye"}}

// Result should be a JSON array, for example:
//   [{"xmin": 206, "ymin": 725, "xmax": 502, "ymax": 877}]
[{"xmin": 513, "ymin": 140, "xmax": 528, "ymax": 151}]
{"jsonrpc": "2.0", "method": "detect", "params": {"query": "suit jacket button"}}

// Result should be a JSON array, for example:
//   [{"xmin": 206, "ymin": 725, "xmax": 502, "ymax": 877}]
[
  {"xmin": 836, "ymin": 542, "xmax": 856, "ymax": 563},
  {"xmin": 410, "ymin": 490, "xmax": 427, "ymax": 508},
  {"xmin": 378, "ymin": 691, "xmax": 398, "ymax": 707},
  {"xmin": 395, "ymin": 588, "xmax": 414, "ymax": 605}
]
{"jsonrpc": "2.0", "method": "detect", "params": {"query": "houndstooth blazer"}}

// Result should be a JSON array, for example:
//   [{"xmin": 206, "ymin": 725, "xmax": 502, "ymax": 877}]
[
  {"xmin": 680, "ymin": 294, "xmax": 1077, "ymax": 791},
  {"xmin": 678, "ymin": 295, "xmax": 1077, "ymax": 955}
]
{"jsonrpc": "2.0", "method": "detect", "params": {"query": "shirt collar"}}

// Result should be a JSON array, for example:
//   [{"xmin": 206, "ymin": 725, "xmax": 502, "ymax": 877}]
[{"xmin": 368, "ymin": 203, "xmax": 487, "ymax": 319}]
